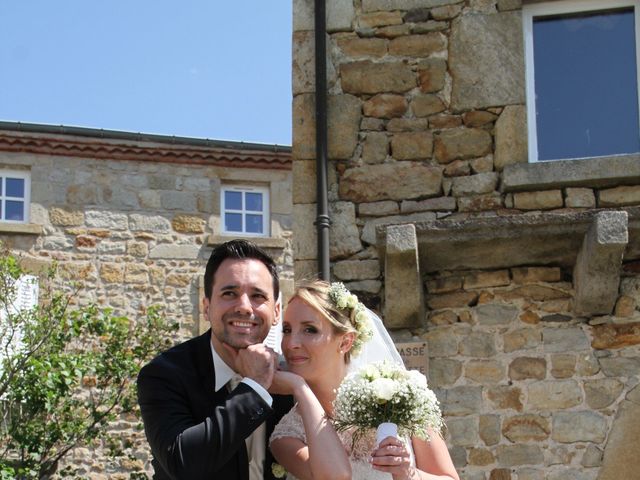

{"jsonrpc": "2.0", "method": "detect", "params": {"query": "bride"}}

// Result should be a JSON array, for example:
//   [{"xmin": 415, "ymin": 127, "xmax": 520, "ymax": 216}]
[{"xmin": 269, "ymin": 280, "xmax": 459, "ymax": 480}]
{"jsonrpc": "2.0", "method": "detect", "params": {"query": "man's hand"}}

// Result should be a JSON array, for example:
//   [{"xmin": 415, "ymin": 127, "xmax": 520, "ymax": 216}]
[{"xmin": 223, "ymin": 343, "xmax": 277, "ymax": 390}]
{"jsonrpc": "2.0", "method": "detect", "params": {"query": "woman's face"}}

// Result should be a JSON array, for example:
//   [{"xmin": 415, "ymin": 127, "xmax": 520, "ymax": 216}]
[{"xmin": 281, "ymin": 297, "xmax": 347, "ymax": 383}]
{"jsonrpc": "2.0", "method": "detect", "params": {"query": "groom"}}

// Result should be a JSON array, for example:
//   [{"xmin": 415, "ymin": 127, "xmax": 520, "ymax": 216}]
[{"xmin": 137, "ymin": 239, "xmax": 293, "ymax": 479}]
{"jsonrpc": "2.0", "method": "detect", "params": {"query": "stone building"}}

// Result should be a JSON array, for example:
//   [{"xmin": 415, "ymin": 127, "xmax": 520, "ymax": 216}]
[
  {"xmin": 0, "ymin": 122, "xmax": 293, "ymax": 476},
  {"xmin": 292, "ymin": 1, "xmax": 640, "ymax": 479}
]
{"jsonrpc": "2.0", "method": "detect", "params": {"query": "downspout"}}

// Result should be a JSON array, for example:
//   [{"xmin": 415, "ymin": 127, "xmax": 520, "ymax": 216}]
[{"xmin": 314, "ymin": 0, "xmax": 330, "ymax": 281}]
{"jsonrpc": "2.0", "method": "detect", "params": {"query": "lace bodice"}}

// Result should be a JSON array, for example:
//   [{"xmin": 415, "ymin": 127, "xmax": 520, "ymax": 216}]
[{"xmin": 270, "ymin": 407, "xmax": 412, "ymax": 480}]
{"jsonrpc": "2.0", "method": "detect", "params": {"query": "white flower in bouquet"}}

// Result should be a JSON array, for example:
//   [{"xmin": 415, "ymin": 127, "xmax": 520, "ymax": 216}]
[{"xmin": 333, "ymin": 361, "xmax": 443, "ymax": 444}]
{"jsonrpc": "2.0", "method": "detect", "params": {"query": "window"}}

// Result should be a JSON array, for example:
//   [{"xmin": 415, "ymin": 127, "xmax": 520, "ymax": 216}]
[
  {"xmin": 0, "ymin": 171, "xmax": 30, "ymax": 223},
  {"xmin": 524, "ymin": 0, "xmax": 640, "ymax": 162},
  {"xmin": 221, "ymin": 186, "xmax": 269, "ymax": 237}
]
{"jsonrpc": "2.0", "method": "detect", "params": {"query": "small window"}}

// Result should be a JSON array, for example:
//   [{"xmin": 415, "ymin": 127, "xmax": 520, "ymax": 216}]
[
  {"xmin": 0, "ymin": 171, "xmax": 30, "ymax": 223},
  {"xmin": 221, "ymin": 186, "xmax": 269, "ymax": 237},
  {"xmin": 524, "ymin": 0, "xmax": 640, "ymax": 162}
]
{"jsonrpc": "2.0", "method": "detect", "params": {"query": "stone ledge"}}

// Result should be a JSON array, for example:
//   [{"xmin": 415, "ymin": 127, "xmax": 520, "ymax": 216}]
[
  {"xmin": 207, "ymin": 235, "xmax": 287, "ymax": 250},
  {"xmin": 0, "ymin": 223, "xmax": 43, "ymax": 235},
  {"xmin": 375, "ymin": 207, "xmax": 640, "ymax": 273},
  {"xmin": 502, "ymin": 154, "xmax": 640, "ymax": 193}
]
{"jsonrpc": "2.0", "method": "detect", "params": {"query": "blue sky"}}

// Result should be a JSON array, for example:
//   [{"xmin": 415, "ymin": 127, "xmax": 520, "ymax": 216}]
[{"xmin": 0, "ymin": 2, "xmax": 292, "ymax": 145}]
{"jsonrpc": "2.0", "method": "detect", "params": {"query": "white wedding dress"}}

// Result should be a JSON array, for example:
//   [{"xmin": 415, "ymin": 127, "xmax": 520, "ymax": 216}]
[{"xmin": 270, "ymin": 406, "xmax": 415, "ymax": 480}]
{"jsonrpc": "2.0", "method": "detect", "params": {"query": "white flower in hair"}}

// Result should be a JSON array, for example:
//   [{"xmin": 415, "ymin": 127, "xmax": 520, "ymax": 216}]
[{"xmin": 328, "ymin": 282, "xmax": 373, "ymax": 357}]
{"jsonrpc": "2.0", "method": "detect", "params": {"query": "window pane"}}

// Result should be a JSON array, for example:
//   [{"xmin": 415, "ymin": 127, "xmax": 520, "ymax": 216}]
[
  {"xmin": 533, "ymin": 8, "xmax": 640, "ymax": 161},
  {"xmin": 246, "ymin": 214, "xmax": 263, "ymax": 234},
  {"xmin": 0, "ymin": 178, "xmax": 3, "ymax": 196},
  {"xmin": 5, "ymin": 200, "xmax": 24, "ymax": 221},
  {"xmin": 224, "ymin": 191, "xmax": 242, "ymax": 210},
  {"xmin": 225, "ymin": 212, "xmax": 242, "ymax": 232},
  {"xmin": 245, "ymin": 192, "xmax": 263, "ymax": 212},
  {"xmin": 6, "ymin": 178, "xmax": 25, "ymax": 198}
]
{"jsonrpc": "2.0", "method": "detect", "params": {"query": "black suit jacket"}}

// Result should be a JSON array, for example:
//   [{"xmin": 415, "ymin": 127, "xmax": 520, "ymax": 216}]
[{"xmin": 137, "ymin": 330, "xmax": 293, "ymax": 480}]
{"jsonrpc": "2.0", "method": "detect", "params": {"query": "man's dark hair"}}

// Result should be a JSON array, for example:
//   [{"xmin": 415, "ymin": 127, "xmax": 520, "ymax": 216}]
[{"xmin": 204, "ymin": 239, "xmax": 279, "ymax": 300}]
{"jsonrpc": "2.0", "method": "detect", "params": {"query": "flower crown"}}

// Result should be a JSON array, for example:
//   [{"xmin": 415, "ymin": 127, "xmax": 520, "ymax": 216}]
[{"xmin": 327, "ymin": 282, "xmax": 373, "ymax": 357}]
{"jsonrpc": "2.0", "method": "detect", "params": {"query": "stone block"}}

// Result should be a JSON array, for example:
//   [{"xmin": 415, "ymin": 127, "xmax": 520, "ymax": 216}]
[
  {"xmin": 479, "ymin": 414, "xmax": 502, "ymax": 445},
  {"xmin": 613, "ymin": 295, "xmax": 636, "ymax": 317},
  {"xmin": 363, "ymin": 94, "xmax": 407, "ymax": 118},
  {"xmin": 463, "ymin": 110, "xmax": 497, "ymax": 127},
  {"xmin": 464, "ymin": 359, "xmax": 504, "ymax": 383},
  {"xmin": 425, "ymin": 275, "xmax": 462, "ymax": 293},
  {"xmin": 459, "ymin": 331, "xmax": 496, "ymax": 357},
  {"xmin": 565, "ymin": 188, "xmax": 595, "ymax": 208},
  {"xmin": 130, "ymin": 214, "xmax": 172, "ymax": 233},
  {"xmin": 513, "ymin": 190, "xmax": 563, "ymax": 210},
  {"xmin": 337, "ymin": 35, "xmax": 387, "ymax": 58},
  {"xmin": 328, "ymin": 94, "xmax": 362, "ymax": 159},
  {"xmin": 475, "ymin": 303, "xmax": 519, "ymax": 325},
  {"xmin": 428, "ymin": 358, "xmax": 462, "ymax": 386},
  {"xmin": 495, "ymin": 105, "xmax": 528, "ymax": 171},
  {"xmin": 292, "ymin": 203, "xmax": 317, "ymax": 261},
  {"xmin": 447, "ymin": 416, "xmax": 479, "ymax": 447},
  {"xmin": 444, "ymin": 160, "xmax": 470, "ymax": 177},
  {"xmin": 329, "ymin": 201, "xmax": 363, "ymax": 259},
  {"xmin": 552, "ymin": 411, "xmax": 607, "ymax": 443},
  {"xmin": 423, "ymin": 326, "xmax": 461, "ymax": 357},
  {"xmin": 387, "ymin": 118, "xmax": 430, "ymax": 132},
  {"xmin": 333, "ymin": 259, "xmax": 380, "ymax": 281},
  {"xmin": 464, "ymin": 270, "xmax": 510, "ymax": 289},
  {"xmin": 85, "ymin": 210, "xmax": 128, "ymax": 230},
  {"xmin": 363, "ymin": 211, "xmax": 437, "ymax": 245},
  {"xmin": 362, "ymin": 132, "xmax": 389, "ymax": 165},
  {"xmin": 599, "ymin": 357, "xmax": 640, "ymax": 377},
  {"xmin": 148, "ymin": 244, "xmax": 200, "ymax": 260},
  {"xmin": 49, "ymin": 207, "xmax": 84, "ymax": 226},
  {"xmin": 391, "ymin": 132, "xmax": 433, "ymax": 160},
  {"xmin": 511, "ymin": 266, "xmax": 561, "ymax": 284},
  {"xmin": 437, "ymin": 385, "xmax": 483, "ymax": 416},
  {"xmin": 359, "ymin": 200, "xmax": 399, "ymax": 217},
  {"xmin": 584, "ymin": 378, "xmax": 624, "ymax": 409},
  {"xmin": 362, "ymin": 0, "xmax": 457, "ymax": 11},
  {"xmin": 502, "ymin": 155, "xmax": 640, "ymax": 192},
  {"xmin": 401, "ymin": 196, "xmax": 456, "ymax": 213},
  {"xmin": 172, "ymin": 215, "xmax": 205, "ymax": 233},
  {"xmin": 451, "ymin": 172, "xmax": 499, "ymax": 197},
  {"xmin": 458, "ymin": 193, "xmax": 503, "ymax": 212},
  {"xmin": 359, "ymin": 11, "xmax": 403, "ymax": 28},
  {"xmin": 599, "ymin": 185, "xmax": 640, "ymax": 207},
  {"xmin": 527, "ymin": 380, "xmax": 582, "ymax": 409},
  {"xmin": 340, "ymin": 162, "xmax": 442, "ymax": 202},
  {"xmin": 543, "ymin": 327, "xmax": 590, "ymax": 353},
  {"xmin": 550, "ymin": 354, "xmax": 576, "ymax": 378},
  {"xmin": 468, "ymin": 448, "xmax": 494, "ymax": 466},
  {"xmin": 292, "ymin": 94, "xmax": 316, "ymax": 160},
  {"xmin": 410, "ymin": 94, "xmax": 446, "ymax": 117},
  {"xmin": 384, "ymin": 224, "xmax": 424, "ymax": 328},
  {"xmin": 434, "ymin": 128, "xmax": 492, "ymax": 164},
  {"xmin": 340, "ymin": 61, "xmax": 416, "ymax": 95},
  {"xmin": 573, "ymin": 211, "xmax": 628, "ymax": 315},
  {"xmin": 160, "ymin": 191, "xmax": 197, "ymax": 211},
  {"xmin": 450, "ymin": 11, "xmax": 525, "ymax": 110},
  {"xmin": 502, "ymin": 414, "xmax": 550, "ymax": 442},
  {"xmin": 374, "ymin": 24, "xmax": 410, "ymax": 38},
  {"xmin": 430, "ymin": 114, "xmax": 463, "ymax": 129},
  {"xmin": 418, "ymin": 58, "xmax": 447, "ymax": 93},
  {"xmin": 509, "ymin": 357, "xmax": 546, "ymax": 380},
  {"xmin": 487, "ymin": 385, "xmax": 523, "ymax": 411},
  {"xmin": 388, "ymin": 33, "xmax": 446, "ymax": 57},
  {"xmin": 327, "ymin": 0, "xmax": 355, "ymax": 32},
  {"xmin": 293, "ymin": 160, "xmax": 317, "ymax": 204},
  {"xmin": 427, "ymin": 291, "xmax": 478, "ymax": 309},
  {"xmin": 591, "ymin": 322, "xmax": 640, "ymax": 349},
  {"xmin": 504, "ymin": 328, "xmax": 541, "ymax": 352},
  {"xmin": 495, "ymin": 444, "xmax": 543, "ymax": 466}
]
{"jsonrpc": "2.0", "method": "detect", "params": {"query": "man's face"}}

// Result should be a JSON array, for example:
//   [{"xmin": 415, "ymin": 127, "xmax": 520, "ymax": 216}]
[{"xmin": 204, "ymin": 258, "xmax": 279, "ymax": 358}]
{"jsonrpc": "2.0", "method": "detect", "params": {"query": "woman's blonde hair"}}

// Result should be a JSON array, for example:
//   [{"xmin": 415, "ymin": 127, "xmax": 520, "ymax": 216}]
[{"xmin": 288, "ymin": 279, "xmax": 357, "ymax": 363}]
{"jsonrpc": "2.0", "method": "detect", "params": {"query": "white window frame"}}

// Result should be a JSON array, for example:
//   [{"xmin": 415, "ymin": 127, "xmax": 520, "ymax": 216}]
[
  {"xmin": 523, "ymin": 0, "xmax": 640, "ymax": 162},
  {"xmin": 220, "ymin": 185, "xmax": 270, "ymax": 237},
  {"xmin": 0, "ymin": 170, "xmax": 30, "ymax": 223}
]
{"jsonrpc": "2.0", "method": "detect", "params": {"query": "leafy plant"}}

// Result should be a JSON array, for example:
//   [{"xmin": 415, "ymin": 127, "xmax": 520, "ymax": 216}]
[{"xmin": 0, "ymin": 246, "xmax": 178, "ymax": 478}]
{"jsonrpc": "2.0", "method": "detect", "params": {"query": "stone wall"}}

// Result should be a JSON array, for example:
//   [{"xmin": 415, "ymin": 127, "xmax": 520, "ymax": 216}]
[
  {"xmin": 0, "ymin": 129, "xmax": 293, "ymax": 477},
  {"xmin": 292, "ymin": 0, "xmax": 640, "ymax": 478}
]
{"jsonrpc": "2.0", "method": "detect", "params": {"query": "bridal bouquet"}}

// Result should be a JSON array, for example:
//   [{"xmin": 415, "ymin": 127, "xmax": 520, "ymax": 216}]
[{"xmin": 333, "ymin": 361, "xmax": 443, "ymax": 445}]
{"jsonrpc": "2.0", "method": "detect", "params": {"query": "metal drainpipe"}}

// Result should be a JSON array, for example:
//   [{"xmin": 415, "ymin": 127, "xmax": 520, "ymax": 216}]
[{"xmin": 314, "ymin": 0, "xmax": 330, "ymax": 281}]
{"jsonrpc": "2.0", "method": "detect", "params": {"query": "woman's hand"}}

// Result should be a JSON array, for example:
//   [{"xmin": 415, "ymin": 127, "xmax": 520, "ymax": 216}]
[
  {"xmin": 370, "ymin": 436, "xmax": 417, "ymax": 480},
  {"xmin": 270, "ymin": 368, "xmax": 306, "ymax": 396}
]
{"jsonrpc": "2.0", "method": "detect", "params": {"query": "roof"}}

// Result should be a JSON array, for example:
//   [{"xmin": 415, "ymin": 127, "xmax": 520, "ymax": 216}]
[{"xmin": 0, "ymin": 121, "xmax": 291, "ymax": 170}]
